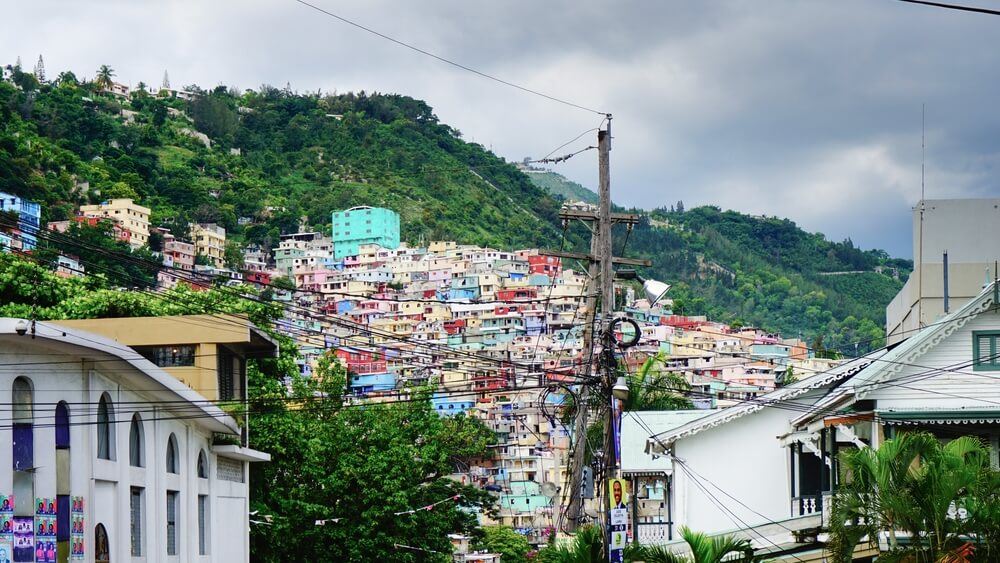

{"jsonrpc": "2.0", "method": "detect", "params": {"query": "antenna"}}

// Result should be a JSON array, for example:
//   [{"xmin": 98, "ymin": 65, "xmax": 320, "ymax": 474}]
[{"xmin": 921, "ymin": 103, "xmax": 926, "ymax": 201}]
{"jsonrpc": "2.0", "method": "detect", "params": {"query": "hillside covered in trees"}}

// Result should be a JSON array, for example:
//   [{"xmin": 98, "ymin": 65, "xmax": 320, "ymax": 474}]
[{"xmin": 1, "ymin": 64, "xmax": 910, "ymax": 350}]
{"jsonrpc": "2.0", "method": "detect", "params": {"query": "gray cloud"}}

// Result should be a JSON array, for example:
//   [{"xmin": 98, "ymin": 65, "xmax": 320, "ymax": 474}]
[{"xmin": 5, "ymin": 0, "xmax": 1000, "ymax": 256}]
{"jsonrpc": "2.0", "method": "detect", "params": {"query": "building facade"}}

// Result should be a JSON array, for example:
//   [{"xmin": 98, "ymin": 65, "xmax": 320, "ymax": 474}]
[
  {"xmin": 331, "ymin": 206, "xmax": 400, "ymax": 259},
  {"xmin": 0, "ymin": 317, "xmax": 273, "ymax": 563},
  {"xmin": 79, "ymin": 199, "xmax": 151, "ymax": 249},
  {"xmin": 189, "ymin": 224, "xmax": 226, "ymax": 269},
  {"xmin": 0, "ymin": 191, "xmax": 41, "ymax": 250}
]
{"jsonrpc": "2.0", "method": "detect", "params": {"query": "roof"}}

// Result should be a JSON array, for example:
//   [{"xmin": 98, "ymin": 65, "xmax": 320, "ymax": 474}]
[
  {"xmin": 646, "ymin": 349, "xmax": 888, "ymax": 455},
  {"xmin": 0, "ymin": 318, "xmax": 240, "ymax": 435},
  {"xmin": 621, "ymin": 410, "xmax": 714, "ymax": 474},
  {"xmin": 791, "ymin": 281, "xmax": 999, "ymax": 429}
]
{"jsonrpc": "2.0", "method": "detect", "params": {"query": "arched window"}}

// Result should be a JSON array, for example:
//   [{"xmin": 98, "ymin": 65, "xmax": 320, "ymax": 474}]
[
  {"xmin": 197, "ymin": 450, "xmax": 208, "ymax": 479},
  {"xmin": 95, "ymin": 522, "xmax": 110, "ymax": 563},
  {"xmin": 129, "ymin": 414, "xmax": 144, "ymax": 468},
  {"xmin": 166, "ymin": 434, "xmax": 179, "ymax": 474},
  {"xmin": 97, "ymin": 393, "xmax": 115, "ymax": 460},
  {"xmin": 12, "ymin": 377, "xmax": 34, "ymax": 517},
  {"xmin": 55, "ymin": 402, "xmax": 70, "ymax": 448}
]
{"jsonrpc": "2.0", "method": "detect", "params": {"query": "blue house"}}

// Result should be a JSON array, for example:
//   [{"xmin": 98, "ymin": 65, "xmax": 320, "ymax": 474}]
[
  {"xmin": 349, "ymin": 372, "xmax": 395, "ymax": 395},
  {"xmin": 0, "ymin": 192, "xmax": 41, "ymax": 250},
  {"xmin": 431, "ymin": 394, "xmax": 475, "ymax": 416}
]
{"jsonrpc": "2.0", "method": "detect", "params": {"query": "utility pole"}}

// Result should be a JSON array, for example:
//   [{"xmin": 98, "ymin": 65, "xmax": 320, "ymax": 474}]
[{"xmin": 559, "ymin": 116, "xmax": 647, "ymax": 535}]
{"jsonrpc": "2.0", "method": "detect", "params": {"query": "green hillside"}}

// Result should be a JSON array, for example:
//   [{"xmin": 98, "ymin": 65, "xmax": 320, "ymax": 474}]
[
  {"xmin": 522, "ymin": 167, "xmax": 598, "ymax": 204},
  {"xmin": 0, "ymin": 66, "xmax": 911, "ymax": 349}
]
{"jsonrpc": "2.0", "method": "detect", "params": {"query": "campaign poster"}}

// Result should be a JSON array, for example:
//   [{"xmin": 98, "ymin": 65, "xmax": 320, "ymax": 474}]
[
  {"xmin": 0, "ymin": 495, "xmax": 12, "ymax": 563},
  {"xmin": 70, "ymin": 497, "xmax": 84, "ymax": 561},
  {"xmin": 12, "ymin": 517, "xmax": 32, "ymax": 562},
  {"xmin": 607, "ymin": 479, "xmax": 630, "ymax": 563}
]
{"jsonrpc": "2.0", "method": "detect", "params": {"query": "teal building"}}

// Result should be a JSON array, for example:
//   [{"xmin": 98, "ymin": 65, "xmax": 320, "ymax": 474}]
[{"xmin": 331, "ymin": 206, "xmax": 400, "ymax": 258}]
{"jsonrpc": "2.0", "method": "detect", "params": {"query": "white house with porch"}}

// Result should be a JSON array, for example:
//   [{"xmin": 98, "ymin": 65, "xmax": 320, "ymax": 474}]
[{"xmin": 640, "ymin": 281, "xmax": 1000, "ymax": 560}]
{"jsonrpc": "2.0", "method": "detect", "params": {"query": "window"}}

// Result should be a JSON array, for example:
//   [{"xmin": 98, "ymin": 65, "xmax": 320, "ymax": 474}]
[
  {"xmin": 198, "ymin": 494, "xmax": 209, "ymax": 555},
  {"xmin": 218, "ymin": 349, "xmax": 235, "ymax": 401},
  {"xmin": 166, "ymin": 434, "xmax": 179, "ymax": 474},
  {"xmin": 13, "ymin": 377, "xmax": 34, "ymax": 517},
  {"xmin": 974, "ymin": 331, "xmax": 1000, "ymax": 371},
  {"xmin": 197, "ymin": 450, "xmax": 208, "ymax": 479},
  {"xmin": 130, "ymin": 487, "xmax": 143, "ymax": 556},
  {"xmin": 95, "ymin": 523, "xmax": 111, "ymax": 563},
  {"xmin": 129, "ymin": 414, "xmax": 144, "ymax": 467},
  {"xmin": 97, "ymin": 393, "xmax": 115, "ymax": 460},
  {"xmin": 166, "ymin": 490, "xmax": 179, "ymax": 555}
]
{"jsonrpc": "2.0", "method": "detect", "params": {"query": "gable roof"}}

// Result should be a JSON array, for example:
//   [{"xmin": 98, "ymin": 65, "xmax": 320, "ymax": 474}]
[
  {"xmin": 790, "ymin": 281, "xmax": 999, "ymax": 430},
  {"xmin": 645, "ymin": 349, "xmax": 887, "ymax": 455}
]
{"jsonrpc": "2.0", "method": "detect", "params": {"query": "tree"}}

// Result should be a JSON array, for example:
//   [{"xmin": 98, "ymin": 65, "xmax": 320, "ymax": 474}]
[
  {"xmin": 95, "ymin": 65, "xmax": 115, "ymax": 91},
  {"xmin": 248, "ymin": 355, "xmax": 498, "ymax": 562},
  {"xmin": 828, "ymin": 432, "xmax": 1000, "ymax": 562},
  {"xmin": 224, "ymin": 240, "xmax": 245, "ymax": 270},
  {"xmin": 629, "ymin": 527, "xmax": 756, "ymax": 563},
  {"xmin": 534, "ymin": 525, "xmax": 603, "ymax": 563},
  {"xmin": 474, "ymin": 526, "xmax": 530, "ymax": 563},
  {"xmin": 270, "ymin": 276, "xmax": 296, "ymax": 291},
  {"xmin": 624, "ymin": 352, "xmax": 692, "ymax": 411}
]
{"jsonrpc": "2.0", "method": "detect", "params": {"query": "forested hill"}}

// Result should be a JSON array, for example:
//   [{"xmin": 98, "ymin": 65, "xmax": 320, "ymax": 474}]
[
  {"xmin": 520, "ymin": 167, "xmax": 598, "ymax": 204},
  {"xmin": 0, "ymin": 66, "xmax": 910, "ymax": 349}
]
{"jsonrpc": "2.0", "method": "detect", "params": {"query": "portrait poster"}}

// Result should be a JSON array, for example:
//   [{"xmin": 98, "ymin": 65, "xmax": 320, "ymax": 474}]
[
  {"xmin": 12, "ymin": 517, "xmax": 32, "ymax": 562},
  {"xmin": 70, "ymin": 497, "xmax": 84, "ymax": 561}
]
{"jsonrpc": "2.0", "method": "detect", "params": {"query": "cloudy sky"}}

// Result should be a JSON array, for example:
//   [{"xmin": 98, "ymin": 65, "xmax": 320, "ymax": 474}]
[{"xmin": 6, "ymin": 0, "xmax": 1000, "ymax": 256}]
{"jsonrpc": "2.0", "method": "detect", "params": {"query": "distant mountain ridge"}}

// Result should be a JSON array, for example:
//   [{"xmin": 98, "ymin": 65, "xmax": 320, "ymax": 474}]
[
  {"xmin": 0, "ymin": 65, "xmax": 910, "ymax": 347},
  {"xmin": 519, "ymin": 166, "xmax": 598, "ymax": 204}
]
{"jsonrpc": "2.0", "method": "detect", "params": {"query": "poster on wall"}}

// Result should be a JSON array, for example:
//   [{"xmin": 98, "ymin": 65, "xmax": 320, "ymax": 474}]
[
  {"xmin": 0, "ymin": 495, "xmax": 12, "ymax": 563},
  {"xmin": 34, "ymin": 497, "xmax": 56, "ymax": 563},
  {"xmin": 607, "ymin": 479, "xmax": 630, "ymax": 563},
  {"xmin": 70, "ymin": 497, "xmax": 84, "ymax": 561},
  {"xmin": 12, "ymin": 517, "xmax": 32, "ymax": 562}
]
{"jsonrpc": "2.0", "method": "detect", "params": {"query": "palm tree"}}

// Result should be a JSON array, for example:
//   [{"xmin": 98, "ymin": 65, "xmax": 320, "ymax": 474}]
[
  {"xmin": 535, "ymin": 525, "xmax": 603, "ymax": 563},
  {"xmin": 828, "ymin": 432, "xmax": 996, "ymax": 562},
  {"xmin": 627, "ymin": 527, "xmax": 756, "ymax": 563},
  {"xmin": 624, "ymin": 352, "xmax": 691, "ymax": 412},
  {"xmin": 94, "ymin": 65, "xmax": 115, "ymax": 91}
]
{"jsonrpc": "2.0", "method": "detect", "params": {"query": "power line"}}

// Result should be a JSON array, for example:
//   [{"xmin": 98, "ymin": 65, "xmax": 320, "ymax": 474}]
[
  {"xmin": 288, "ymin": 0, "xmax": 607, "ymax": 115},
  {"xmin": 895, "ymin": 0, "xmax": 1000, "ymax": 16}
]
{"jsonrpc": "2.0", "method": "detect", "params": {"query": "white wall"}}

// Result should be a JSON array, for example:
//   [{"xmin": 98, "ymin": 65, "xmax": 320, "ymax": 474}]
[
  {"xmin": 671, "ymin": 396, "xmax": 820, "ymax": 534},
  {"xmin": 0, "ymin": 337, "xmax": 249, "ymax": 563}
]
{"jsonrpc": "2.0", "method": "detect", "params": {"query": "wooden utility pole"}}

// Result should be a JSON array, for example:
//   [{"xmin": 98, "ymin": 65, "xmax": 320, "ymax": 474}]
[{"xmin": 561, "ymin": 116, "xmax": 644, "ymax": 533}]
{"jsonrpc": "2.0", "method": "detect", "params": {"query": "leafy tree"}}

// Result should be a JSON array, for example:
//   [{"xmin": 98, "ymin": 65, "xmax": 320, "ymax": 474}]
[
  {"xmin": 270, "ymin": 276, "xmax": 296, "ymax": 291},
  {"xmin": 625, "ymin": 352, "xmax": 692, "ymax": 411},
  {"xmin": 474, "ymin": 526, "xmax": 531, "ymax": 563},
  {"xmin": 534, "ymin": 525, "xmax": 603, "ymax": 563},
  {"xmin": 224, "ymin": 240, "xmax": 245, "ymax": 270},
  {"xmin": 828, "ymin": 432, "xmax": 1000, "ymax": 562}
]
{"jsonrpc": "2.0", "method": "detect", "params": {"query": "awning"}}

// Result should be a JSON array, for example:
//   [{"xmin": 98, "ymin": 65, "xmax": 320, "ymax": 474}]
[{"xmin": 877, "ymin": 409, "xmax": 1000, "ymax": 426}]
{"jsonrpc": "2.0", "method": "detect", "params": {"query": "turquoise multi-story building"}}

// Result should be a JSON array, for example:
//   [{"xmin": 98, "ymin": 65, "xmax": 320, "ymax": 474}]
[
  {"xmin": 0, "ymin": 191, "xmax": 41, "ymax": 250},
  {"xmin": 331, "ymin": 206, "xmax": 400, "ymax": 259}
]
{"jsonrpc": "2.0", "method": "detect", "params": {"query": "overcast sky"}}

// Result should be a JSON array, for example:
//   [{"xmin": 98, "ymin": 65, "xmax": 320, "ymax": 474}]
[{"xmin": 6, "ymin": 0, "xmax": 1000, "ymax": 256}]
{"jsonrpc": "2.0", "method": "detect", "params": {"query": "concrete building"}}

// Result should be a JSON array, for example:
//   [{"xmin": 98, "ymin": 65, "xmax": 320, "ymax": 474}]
[
  {"xmin": 0, "ymin": 191, "xmax": 41, "ymax": 250},
  {"xmin": 190, "ymin": 224, "xmax": 227, "ymax": 268},
  {"xmin": 331, "ymin": 206, "xmax": 400, "ymax": 259},
  {"xmin": 886, "ymin": 199, "xmax": 1000, "ymax": 344},
  {"xmin": 1, "ymin": 316, "xmax": 274, "ymax": 563},
  {"xmin": 79, "ymin": 198, "xmax": 151, "ymax": 249}
]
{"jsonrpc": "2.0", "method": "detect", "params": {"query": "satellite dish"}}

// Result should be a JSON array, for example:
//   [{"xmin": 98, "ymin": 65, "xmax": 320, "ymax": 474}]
[{"xmin": 540, "ymin": 481, "xmax": 559, "ymax": 499}]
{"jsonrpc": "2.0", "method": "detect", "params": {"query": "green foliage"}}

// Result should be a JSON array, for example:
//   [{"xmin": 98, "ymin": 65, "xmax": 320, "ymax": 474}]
[
  {"xmin": 617, "ymin": 206, "xmax": 913, "ymax": 353},
  {"xmin": 534, "ymin": 525, "xmax": 603, "ymax": 563},
  {"xmin": 628, "ymin": 527, "xmax": 756, "ymax": 563},
  {"xmin": 625, "ymin": 352, "xmax": 692, "ymax": 411},
  {"xmin": 248, "ymin": 355, "xmax": 497, "ymax": 562},
  {"xmin": 474, "ymin": 526, "xmax": 531, "ymax": 563},
  {"xmin": 528, "ymin": 169, "xmax": 598, "ymax": 204},
  {"xmin": 828, "ymin": 432, "xmax": 1000, "ymax": 562}
]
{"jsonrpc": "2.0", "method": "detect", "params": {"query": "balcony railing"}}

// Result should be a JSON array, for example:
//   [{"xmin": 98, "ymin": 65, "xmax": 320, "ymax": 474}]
[{"xmin": 791, "ymin": 494, "xmax": 822, "ymax": 517}]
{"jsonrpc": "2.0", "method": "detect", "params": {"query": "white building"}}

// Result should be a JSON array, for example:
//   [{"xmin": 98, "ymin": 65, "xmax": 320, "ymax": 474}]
[
  {"xmin": 0, "ymin": 318, "xmax": 270, "ymax": 563},
  {"xmin": 640, "ymin": 282, "xmax": 1000, "ymax": 560},
  {"xmin": 886, "ymin": 198, "xmax": 1000, "ymax": 344}
]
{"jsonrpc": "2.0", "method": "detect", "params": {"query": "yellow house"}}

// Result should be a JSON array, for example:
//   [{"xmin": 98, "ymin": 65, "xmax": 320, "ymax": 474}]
[
  {"xmin": 190, "ymin": 223, "xmax": 227, "ymax": 268},
  {"xmin": 52, "ymin": 314, "xmax": 277, "ymax": 404},
  {"xmin": 79, "ymin": 198, "xmax": 152, "ymax": 248}
]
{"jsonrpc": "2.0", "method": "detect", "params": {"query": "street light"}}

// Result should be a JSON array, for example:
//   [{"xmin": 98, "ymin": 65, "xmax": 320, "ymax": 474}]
[
  {"xmin": 615, "ymin": 269, "xmax": 671, "ymax": 306},
  {"xmin": 612, "ymin": 375, "xmax": 629, "ymax": 401}
]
